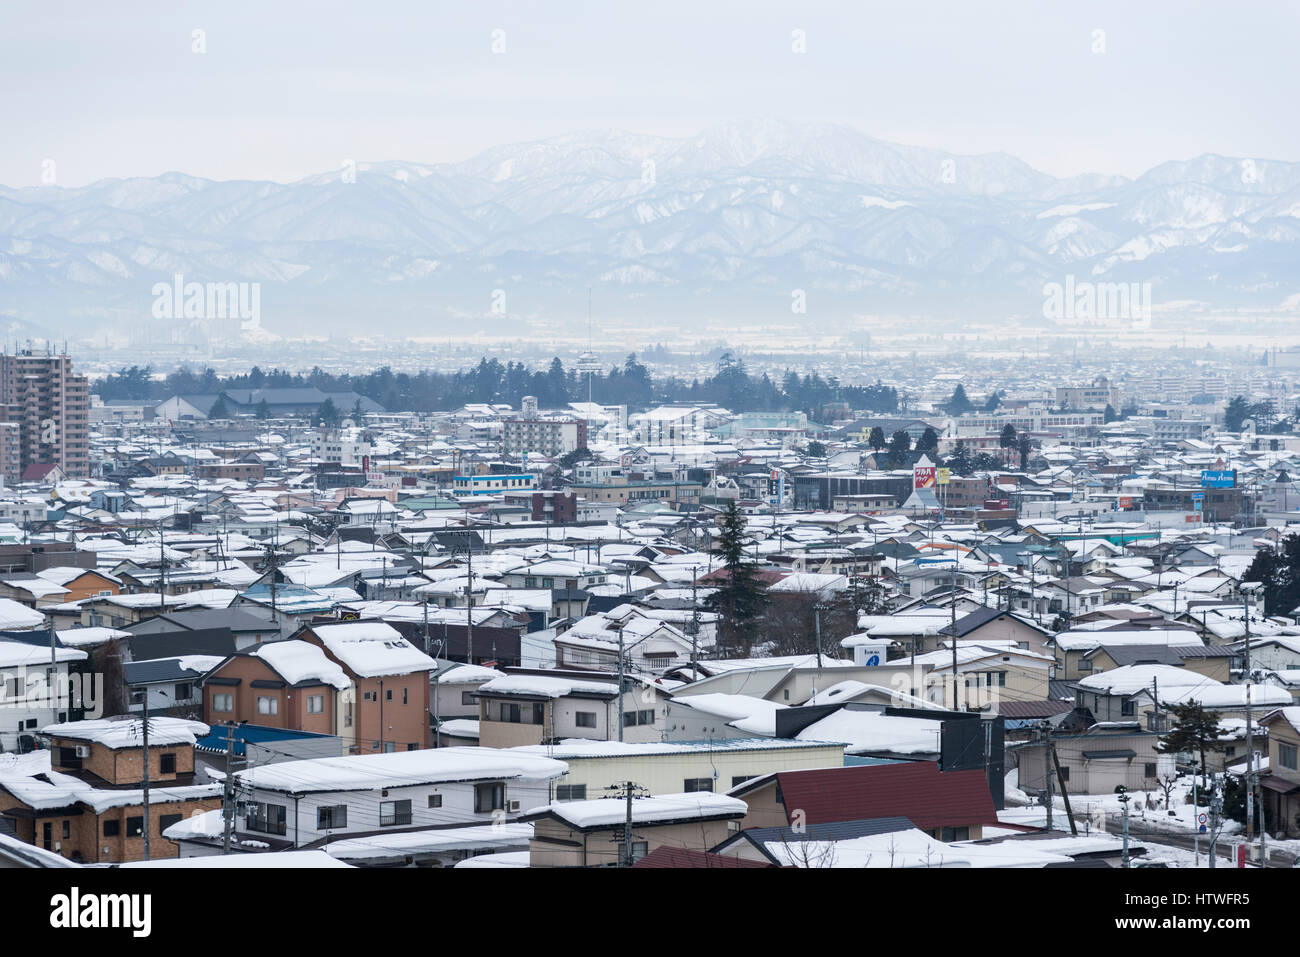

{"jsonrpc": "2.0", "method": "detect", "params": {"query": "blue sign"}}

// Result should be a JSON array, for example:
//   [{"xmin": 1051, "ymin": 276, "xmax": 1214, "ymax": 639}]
[{"xmin": 1200, "ymin": 470, "xmax": 1236, "ymax": 488}]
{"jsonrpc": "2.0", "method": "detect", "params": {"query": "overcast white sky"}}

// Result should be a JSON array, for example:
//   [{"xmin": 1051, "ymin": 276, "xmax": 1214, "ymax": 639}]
[{"xmin": 4, "ymin": 0, "xmax": 1298, "ymax": 186}]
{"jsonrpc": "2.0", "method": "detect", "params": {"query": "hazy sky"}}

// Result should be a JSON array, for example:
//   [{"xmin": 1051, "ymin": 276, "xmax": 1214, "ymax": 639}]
[{"xmin": 4, "ymin": 0, "xmax": 1298, "ymax": 186}]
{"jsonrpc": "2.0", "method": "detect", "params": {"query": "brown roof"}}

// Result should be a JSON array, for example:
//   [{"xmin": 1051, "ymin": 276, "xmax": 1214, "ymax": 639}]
[
  {"xmin": 755, "ymin": 762, "xmax": 1000, "ymax": 830},
  {"xmin": 631, "ymin": 846, "xmax": 777, "ymax": 868}
]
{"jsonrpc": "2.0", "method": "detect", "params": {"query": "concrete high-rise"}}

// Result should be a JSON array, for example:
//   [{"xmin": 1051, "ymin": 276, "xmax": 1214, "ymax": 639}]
[{"xmin": 0, "ymin": 350, "xmax": 90, "ymax": 483}]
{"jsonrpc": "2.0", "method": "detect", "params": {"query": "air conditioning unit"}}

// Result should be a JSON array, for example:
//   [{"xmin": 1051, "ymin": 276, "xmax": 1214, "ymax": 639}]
[
  {"xmin": 74, "ymin": 745, "xmax": 90, "ymax": 758},
  {"xmin": 507, "ymin": 800, "xmax": 521, "ymax": 813}
]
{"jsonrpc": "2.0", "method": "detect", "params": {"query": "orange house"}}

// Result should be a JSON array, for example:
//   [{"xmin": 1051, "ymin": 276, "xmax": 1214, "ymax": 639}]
[
  {"xmin": 295, "ymin": 620, "xmax": 436, "ymax": 754},
  {"xmin": 203, "ymin": 640, "xmax": 349, "ymax": 735}
]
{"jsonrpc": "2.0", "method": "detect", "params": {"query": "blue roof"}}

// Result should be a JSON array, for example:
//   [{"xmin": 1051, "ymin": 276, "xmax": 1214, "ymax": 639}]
[{"xmin": 195, "ymin": 723, "xmax": 333, "ymax": 756}]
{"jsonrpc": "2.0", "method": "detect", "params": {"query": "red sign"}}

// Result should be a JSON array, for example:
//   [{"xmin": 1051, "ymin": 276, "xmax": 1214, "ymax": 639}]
[{"xmin": 914, "ymin": 466, "xmax": 936, "ymax": 489}]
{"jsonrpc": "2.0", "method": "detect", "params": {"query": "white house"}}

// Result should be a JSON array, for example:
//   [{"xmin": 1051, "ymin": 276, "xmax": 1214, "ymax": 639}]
[{"xmin": 230, "ymin": 747, "xmax": 567, "ymax": 849}]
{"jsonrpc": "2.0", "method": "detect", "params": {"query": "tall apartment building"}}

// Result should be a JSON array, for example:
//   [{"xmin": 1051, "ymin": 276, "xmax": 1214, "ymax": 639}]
[
  {"xmin": 502, "ymin": 417, "xmax": 587, "ymax": 460},
  {"xmin": 0, "ymin": 350, "xmax": 90, "ymax": 482}
]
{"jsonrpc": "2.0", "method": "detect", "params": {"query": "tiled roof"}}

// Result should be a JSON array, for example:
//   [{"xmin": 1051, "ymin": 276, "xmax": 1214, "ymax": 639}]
[{"xmin": 767, "ymin": 762, "xmax": 999, "ymax": 830}]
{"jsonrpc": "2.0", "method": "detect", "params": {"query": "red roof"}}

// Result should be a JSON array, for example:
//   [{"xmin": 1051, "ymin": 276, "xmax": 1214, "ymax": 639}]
[
  {"xmin": 632, "ymin": 846, "xmax": 777, "ymax": 868},
  {"xmin": 771, "ymin": 762, "xmax": 999, "ymax": 830},
  {"xmin": 20, "ymin": 463, "xmax": 58, "ymax": 482}
]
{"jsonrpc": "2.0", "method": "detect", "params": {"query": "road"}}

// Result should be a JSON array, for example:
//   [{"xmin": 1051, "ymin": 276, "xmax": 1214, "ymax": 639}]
[{"xmin": 1094, "ymin": 811, "xmax": 1298, "ymax": 868}]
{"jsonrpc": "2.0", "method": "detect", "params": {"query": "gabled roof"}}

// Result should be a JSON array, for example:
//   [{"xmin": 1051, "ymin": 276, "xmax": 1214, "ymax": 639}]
[
  {"xmin": 632, "ymin": 846, "xmax": 778, "ymax": 868},
  {"xmin": 733, "ymin": 762, "xmax": 999, "ymax": 830}
]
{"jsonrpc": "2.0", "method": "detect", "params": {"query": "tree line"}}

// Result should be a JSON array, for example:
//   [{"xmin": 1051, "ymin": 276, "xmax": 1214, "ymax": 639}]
[{"xmin": 93, "ymin": 353, "xmax": 899, "ymax": 417}]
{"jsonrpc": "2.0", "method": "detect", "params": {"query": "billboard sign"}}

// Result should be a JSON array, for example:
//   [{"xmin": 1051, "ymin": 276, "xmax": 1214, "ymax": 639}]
[
  {"xmin": 936, "ymin": 468, "xmax": 951, "ymax": 486},
  {"xmin": 914, "ymin": 466, "xmax": 936, "ymax": 489},
  {"xmin": 1200, "ymin": 470, "xmax": 1236, "ymax": 488}
]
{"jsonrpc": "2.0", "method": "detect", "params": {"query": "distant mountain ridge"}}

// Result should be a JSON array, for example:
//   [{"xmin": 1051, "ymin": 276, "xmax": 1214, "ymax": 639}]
[{"xmin": 2, "ymin": 118, "xmax": 1299, "ymax": 340}]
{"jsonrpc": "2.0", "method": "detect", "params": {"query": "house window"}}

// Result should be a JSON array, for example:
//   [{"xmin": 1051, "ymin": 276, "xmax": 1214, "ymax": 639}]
[
  {"xmin": 428, "ymin": 794, "xmax": 442, "ymax": 808},
  {"xmin": 575, "ymin": 711, "xmax": 597, "ymax": 728},
  {"xmin": 380, "ymin": 799, "xmax": 412, "ymax": 827},
  {"xmin": 1120, "ymin": 699, "xmax": 1135, "ymax": 717},
  {"xmin": 103, "ymin": 819, "xmax": 120, "ymax": 837},
  {"xmin": 940, "ymin": 827, "xmax": 970, "ymax": 842},
  {"xmin": 246, "ymin": 802, "xmax": 287, "ymax": 835},
  {"xmin": 628, "ymin": 840, "xmax": 648, "ymax": 864},
  {"xmin": 317, "ymin": 805, "xmax": 348, "ymax": 829},
  {"xmin": 402, "ymin": 688, "xmax": 408, "ymax": 705},
  {"xmin": 212, "ymin": 693, "xmax": 233, "ymax": 713},
  {"xmin": 159, "ymin": 753, "xmax": 176, "ymax": 774},
  {"xmin": 307, "ymin": 695, "xmax": 324, "ymax": 714},
  {"xmin": 62, "ymin": 821, "xmax": 70, "ymax": 840},
  {"xmin": 126, "ymin": 817, "xmax": 144, "ymax": 837},
  {"xmin": 175, "ymin": 682, "xmax": 192, "ymax": 700},
  {"xmin": 684, "ymin": 778, "xmax": 714, "ymax": 793},
  {"xmin": 622, "ymin": 709, "xmax": 655, "ymax": 728},
  {"xmin": 475, "ymin": 782, "xmax": 505, "ymax": 813},
  {"xmin": 257, "ymin": 696, "xmax": 279, "ymax": 716},
  {"xmin": 1280, "ymin": 742, "xmax": 1298, "ymax": 771},
  {"xmin": 462, "ymin": 692, "xmax": 476, "ymax": 706},
  {"xmin": 732, "ymin": 775, "xmax": 755, "ymax": 787},
  {"xmin": 159, "ymin": 813, "xmax": 181, "ymax": 832},
  {"xmin": 556, "ymin": 784, "xmax": 587, "ymax": 801},
  {"xmin": 1144, "ymin": 763, "xmax": 1157, "ymax": 779}
]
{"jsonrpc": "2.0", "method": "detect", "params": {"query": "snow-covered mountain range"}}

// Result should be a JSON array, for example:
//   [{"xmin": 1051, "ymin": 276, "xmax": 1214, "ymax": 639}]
[{"xmin": 3, "ymin": 119, "xmax": 1299, "ymax": 339}]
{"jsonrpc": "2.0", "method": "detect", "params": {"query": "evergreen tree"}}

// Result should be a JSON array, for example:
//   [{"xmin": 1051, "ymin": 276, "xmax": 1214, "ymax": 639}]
[
  {"xmin": 916, "ymin": 427, "xmax": 939, "ymax": 456},
  {"xmin": 1017, "ymin": 434, "xmax": 1033, "ymax": 469},
  {"xmin": 888, "ymin": 429, "xmax": 912, "ymax": 457},
  {"xmin": 947, "ymin": 443, "xmax": 973, "ymax": 476},
  {"xmin": 1156, "ymin": 701, "xmax": 1226, "ymax": 786},
  {"xmin": 1224, "ymin": 395, "xmax": 1251, "ymax": 432},
  {"xmin": 867, "ymin": 427, "xmax": 886, "ymax": 452},
  {"xmin": 255, "ymin": 398, "xmax": 271, "ymax": 420},
  {"xmin": 208, "ymin": 395, "xmax": 229, "ymax": 419},
  {"xmin": 999, "ymin": 423, "xmax": 1017, "ymax": 449},
  {"xmin": 983, "ymin": 390, "xmax": 1003, "ymax": 413},
  {"xmin": 316, "ymin": 398, "xmax": 341, "ymax": 427},
  {"xmin": 805, "ymin": 440, "xmax": 827, "ymax": 458},
  {"xmin": 704, "ymin": 500, "xmax": 769, "ymax": 656},
  {"xmin": 947, "ymin": 384, "xmax": 974, "ymax": 416}
]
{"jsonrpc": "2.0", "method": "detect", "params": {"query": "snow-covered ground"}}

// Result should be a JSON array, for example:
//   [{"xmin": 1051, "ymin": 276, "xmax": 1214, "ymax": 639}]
[{"xmin": 1003, "ymin": 767, "xmax": 1249, "ymax": 867}]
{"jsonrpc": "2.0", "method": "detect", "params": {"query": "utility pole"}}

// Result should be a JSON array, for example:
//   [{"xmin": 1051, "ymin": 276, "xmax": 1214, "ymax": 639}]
[
  {"xmin": 1243, "ymin": 583, "xmax": 1255, "ymax": 845},
  {"xmin": 624, "ymin": 780, "xmax": 633, "ymax": 867},
  {"xmin": 464, "ymin": 545, "xmax": 474, "ymax": 664},
  {"xmin": 222, "ymin": 721, "xmax": 236, "ymax": 854},
  {"xmin": 1043, "ymin": 722, "xmax": 1054, "ymax": 831},
  {"xmin": 617, "ymin": 629, "xmax": 626, "ymax": 743},
  {"xmin": 950, "ymin": 559, "xmax": 959, "ymax": 710},
  {"xmin": 1191, "ymin": 758, "xmax": 1200, "ymax": 866},
  {"xmin": 687, "ymin": 565, "xmax": 700, "ymax": 671},
  {"xmin": 1118, "ymin": 786, "xmax": 1131, "ymax": 867},
  {"xmin": 1049, "ymin": 736, "xmax": 1078, "ymax": 835},
  {"xmin": 140, "ymin": 690, "xmax": 151, "ymax": 861},
  {"xmin": 1208, "ymin": 775, "xmax": 1222, "ymax": 869},
  {"xmin": 604, "ymin": 780, "xmax": 646, "ymax": 866}
]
